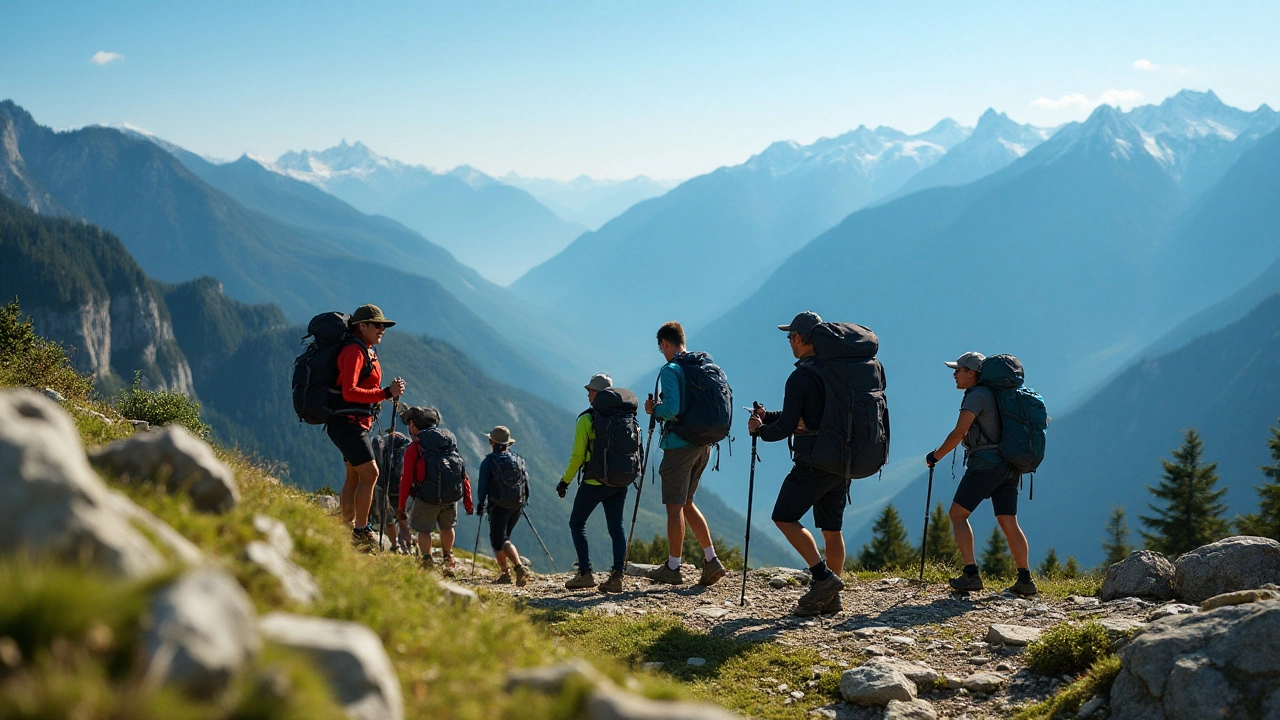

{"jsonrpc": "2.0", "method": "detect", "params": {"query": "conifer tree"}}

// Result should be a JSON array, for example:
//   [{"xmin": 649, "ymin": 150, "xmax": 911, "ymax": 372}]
[
  {"xmin": 1140, "ymin": 429, "xmax": 1230, "ymax": 556},
  {"xmin": 1236, "ymin": 419, "xmax": 1280, "ymax": 541},
  {"xmin": 1101, "ymin": 506, "xmax": 1134, "ymax": 566},
  {"xmin": 1037, "ymin": 547, "xmax": 1062, "ymax": 577},
  {"xmin": 980, "ymin": 526, "xmax": 1014, "ymax": 576},
  {"xmin": 858, "ymin": 504, "xmax": 916, "ymax": 571},
  {"xmin": 1063, "ymin": 556, "xmax": 1081, "ymax": 578},
  {"xmin": 924, "ymin": 502, "xmax": 961, "ymax": 565}
]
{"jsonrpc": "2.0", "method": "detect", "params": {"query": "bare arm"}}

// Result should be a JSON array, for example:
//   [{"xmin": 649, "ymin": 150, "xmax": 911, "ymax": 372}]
[{"xmin": 929, "ymin": 409, "xmax": 977, "ymax": 466}]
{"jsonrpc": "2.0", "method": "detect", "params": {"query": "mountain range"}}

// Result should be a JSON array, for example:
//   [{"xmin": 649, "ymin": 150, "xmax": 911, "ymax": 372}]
[{"xmin": 499, "ymin": 173, "xmax": 679, "ymax": 230}]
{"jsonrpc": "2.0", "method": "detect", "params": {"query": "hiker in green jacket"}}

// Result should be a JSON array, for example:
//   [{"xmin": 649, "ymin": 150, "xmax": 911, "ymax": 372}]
[{"xmin": 557, "ymin": 373, "xmax": 628, "ymax": 594}]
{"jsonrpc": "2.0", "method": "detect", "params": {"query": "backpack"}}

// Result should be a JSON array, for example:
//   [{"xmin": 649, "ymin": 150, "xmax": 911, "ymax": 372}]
[
  {"xmin": 291, "ymin": 312, "xmax": 373, "ymax": 425},
  {"xmin": 580, "ymin": 388, "xmax": 643, "ymax": 488},
  {"xmin": 488, "ymin": 451, "xmax": 529, "ymax": 510},
  {"xmin": 796, "ymin": 322, "xmax": 890, "ymax": 480},
  {"xmin": 410, "ymin": 427, "xmax": 467, "ymax": 504},
  {"xmin": 664, "ymin": 352, "xmax": 733, "ymax": 446},
  {"xmin": 372, "ymin": 433, "xmax": 409, "ymax": 492},
  {"xmin": 975, "ymin": 354, "xmax": 1048, "ymax": 476}
]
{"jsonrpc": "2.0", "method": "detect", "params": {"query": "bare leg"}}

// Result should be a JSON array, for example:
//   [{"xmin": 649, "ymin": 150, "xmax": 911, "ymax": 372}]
[
  {"xmin": 502, "ymin": 541, "xmax": 521, "ymax": 568},
  {"xmin": 682, "ymin": 501, "xmax": 713, "ymax": 549},
  {"xmin": 440, "ymin": 527, "xmax": 455, "ymax": 557},
  {"xmin": 950, "ymin": 503, "xmax": 976, "ymax": 566},
  {"xmin": 340, "ymin": 463, "xmax": 359, "ymax": 526},
  {"xmin": 821, "ymin": 530, "xmax": 845, "ymax": 575},
  {"xmin": 351, "ymin": 460, "xmax": 380, "ymax": 528},
  {"xmin": 665, "ymin": 503, "xmax": 686, "ymax": 560},
  {"xmin": 997, "ymin": 515, "xmax": 1030, "ymax": 569},
  {"xmin": 774, "ymin": 520, "xmax": 822, "ymax": 567},
  {"xmin": 418, "ymin": 531, "xmax": 433, "ymax": 557}
]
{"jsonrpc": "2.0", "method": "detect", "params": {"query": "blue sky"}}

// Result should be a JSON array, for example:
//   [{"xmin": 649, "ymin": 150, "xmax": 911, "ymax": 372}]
[{"xmin": 3, "ymin": 1, "xmax": 1278, "ymax": 179}]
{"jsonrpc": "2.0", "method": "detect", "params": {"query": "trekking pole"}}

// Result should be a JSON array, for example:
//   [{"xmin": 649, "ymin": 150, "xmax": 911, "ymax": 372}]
[
  {"xmin": 918, "ymin": 466, "xmax": 934, "ymax": 582},
  {"xmin": 622, "ymin": 400, "xmax": 659, "ymax": 573},
  {"xmin": 741, "ymin": 402, "xmax": 761, "ymax": 607},
  {"xmin": 471, "ymin": 509, "xmax": 483, "ymax": 577},
  {"xmin": 522, "ymin": 510, "xmax": 556, "ymax": 571},
  {"xmin": 379, "ymin": 399, "xmax": 398, "ymax": 553}
]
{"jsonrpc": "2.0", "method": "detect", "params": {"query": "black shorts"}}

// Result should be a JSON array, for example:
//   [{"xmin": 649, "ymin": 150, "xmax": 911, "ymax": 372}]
[
  {"xmin": 953, "ymin": 463, "xmax": 1020, "ymax": 516},
  {"xmin": 326, "ymin": 418, "xmax": 375, "ymax": 467},
  {"xmin": 488, "ymin": 505, "xmax": 522, "ymax": 553},
  {"xmin": 771, "ymin": 465, "xmax": 850, "ymax": 531}
]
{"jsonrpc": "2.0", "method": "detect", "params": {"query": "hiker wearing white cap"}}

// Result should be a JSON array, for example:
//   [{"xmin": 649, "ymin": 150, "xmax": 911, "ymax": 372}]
[{"xmin": 475, "ymin": 425, "xmax": 531, "ymax": 586}]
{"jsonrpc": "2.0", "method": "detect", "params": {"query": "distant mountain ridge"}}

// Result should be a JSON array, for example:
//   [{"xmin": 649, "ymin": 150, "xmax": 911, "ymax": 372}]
[{"xmin": 499, "ymin": 173, "xmax": 679, "ymax": 230}]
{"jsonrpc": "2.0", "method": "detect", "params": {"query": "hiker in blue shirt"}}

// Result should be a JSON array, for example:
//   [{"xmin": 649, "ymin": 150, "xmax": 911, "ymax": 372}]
[{"xmin": 474, "ymin": 425, "xmax": 531, "ymax": 587}]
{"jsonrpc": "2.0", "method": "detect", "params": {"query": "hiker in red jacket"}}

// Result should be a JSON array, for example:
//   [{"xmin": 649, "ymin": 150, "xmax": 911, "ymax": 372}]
[
  {"xmin": 398, "ymin": 406, "xmax": 474, "ymax": 574},
  {"xmin": 328, "ymin": 304, "xmax": 405, "ymax": 550}
]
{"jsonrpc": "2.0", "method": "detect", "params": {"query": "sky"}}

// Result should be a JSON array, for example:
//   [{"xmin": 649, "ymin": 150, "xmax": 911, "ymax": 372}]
[{"xmin": 3, "ymin": 1, "xmax": 1279, "ymax": 180}]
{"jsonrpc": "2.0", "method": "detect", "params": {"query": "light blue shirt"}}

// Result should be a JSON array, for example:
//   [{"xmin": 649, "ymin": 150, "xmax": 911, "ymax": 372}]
[{"xmin": 656, "ymin": 360, "xmax": 692, "ymax": 450}]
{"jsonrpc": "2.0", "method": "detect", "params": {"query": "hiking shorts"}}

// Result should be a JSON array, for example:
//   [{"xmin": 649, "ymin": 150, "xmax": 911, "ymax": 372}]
[
  {"xmin": 409, "ymin": 500, "xmax": 457, "ymax": 534},
  {"xmin": 953, "ymin": 463, "xmax": 1020, "ymax": 516},
  {"xmin": 488, "ymin": 505, "xmax": 522, "ymax": 553},
  {"xmin": 771, "ymin": 465, "xmax": 850, "ymax": 532},
  {"xmin": 659, "ymin": 445, "xmax": 711, "ymax": 505},
  {"xmin": 326, "ymin": 418, "xmax": 374, "ymax": 467}
]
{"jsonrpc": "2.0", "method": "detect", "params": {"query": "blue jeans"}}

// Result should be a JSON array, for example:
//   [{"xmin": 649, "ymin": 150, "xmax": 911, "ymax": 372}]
[{"xmin": 568, "ymin": 482, "xmax": 629, "ymax": 572}]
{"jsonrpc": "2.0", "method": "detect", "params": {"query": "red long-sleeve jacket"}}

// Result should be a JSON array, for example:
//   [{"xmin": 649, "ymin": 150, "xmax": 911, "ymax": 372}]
[
  {"xmin": 398, "ymin": 440, "xmax": 474, "ymax": 516},
  {"xmin": 335, "ymin": 343, "xmax": 383, "ymax": 431}
]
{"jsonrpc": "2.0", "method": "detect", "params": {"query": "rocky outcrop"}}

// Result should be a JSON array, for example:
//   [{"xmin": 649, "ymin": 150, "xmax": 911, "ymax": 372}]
[
  {"xmin": 839, "ymin": 664, "xmax": 917, "ymax": 705},
  {"xmin": 1173, "ymin": 536, "xmax": 1280, "ymax": 604},
  {"xmin": 90, "ymin": 426, "xmax": 239, "ymax": 513},
  {"xmin": 1101, "ymin": 550, "xmax": 1177, "ymax": 601}
]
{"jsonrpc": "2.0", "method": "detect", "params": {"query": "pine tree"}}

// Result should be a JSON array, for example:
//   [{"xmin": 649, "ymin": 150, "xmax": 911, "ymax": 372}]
[
  {"xmin": 980, "ymin": 526, "xmax": 1015, "ymax": 577},
  {"xmin": 1140, "ymin": 429, "xmax": 1230, "ymax": 556},
  {"xmin": 1236, "ymin": 419, "xmax": 1280, "ymax": 541},
  {"xmin": 1101, "ymin": 506, "xmax": 1134, "ymax": 566},
  {"xmin": 1037, "ymin": 548, "xmax": 1062, "ymax": 577},
  {"xmin": 924, "ymin": 502, "xmax": 961, "ymax": 566},
  {"xmin": 1063, "ymin": 556, "xmax": 1081, "ymax": 578},
  {"xmin": 858, "ymin": 504, "xmax": 916, "ymax": 571}
]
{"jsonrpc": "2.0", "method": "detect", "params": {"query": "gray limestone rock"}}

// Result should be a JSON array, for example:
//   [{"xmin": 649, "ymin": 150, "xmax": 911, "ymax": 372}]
[
  {"xmin": 960, "ymin": 672, "xmax": 1005, "ymax": 693},
  {"xmin": 1200, "ymin": 587, "xmax": 1280, "ymax": 611},
  {"xmin": 90, "ymin": 425, "xmax": 239, "ymax": 513},
  {"xmin": 883, "ymin": 698, "xmax": 937, "ymax": 720},
  {"xmin": 245, "ymin": 541, "xmax": 320, "ymax": 605},
  {"xmin": 505, "ymin": 658, "xmax": 604, "ymax": 693},
  {"xmin": 585, "ymin": 684, "xmax": 744, "ymax": 719},
  {"xmin": 1147, "ymin": 603, "xmax": 1198, "ymax": 621},
  {"xmin": 985, "ymin": 624, "xmax": 1042, "ymax": 646},
  {"xmin": 1173, "ymin": 536, "xmax": 1280, "ymax": 604},
  {"xmin": 313, "ymin": 494, "xmax": 340, "ymax": 512},
  {"xmin": 867, "ymin": 659, "xmax": 941, "ymax": 688},
  {"xmin": 839, "ymin": 664, "xmax": 916, "ymax": 705},
  {"xmin": 438, "ymin": 580, "xmax": 479, "ymax": 606},
  {"xmin": 1100, "ymin": 550, "xmax": 1176, "ymax": 601}
]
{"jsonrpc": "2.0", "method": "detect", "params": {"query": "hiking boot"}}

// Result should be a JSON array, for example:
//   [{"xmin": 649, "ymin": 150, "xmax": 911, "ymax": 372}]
[
  {"xmin": 949, "ymin": 570, "xmax": 984, "ymax": 592},
  {"xmin": 1006, "ymin": 577, "xmax": 1039, "ymax": 598},
  {"xmin": 419, "ymin": 554, "xmax": 436, "ymax": 571},
  {"xmin": 598, "ymin": 570, "xmax": 625, "ymax": 594},
  {"xmin": 492, "ymin": 571, "xmax": 512, "ymax": 585},
  {"xmin": 440, "ymin": 555, "xmax": 457, "ymax": 578},
  {"xmin": 645, "ymin": 562, "xmax": 685, "ymax": 585},
  {"xmin": 698, "ymin": 557, "xmax": 726, "ymax": 586},
  {"xmin": 351, "ymin": 526, "xmax": 377, "ymax": 552},
  {"xmin": 514, "ymin": 564, "xmax": 530, "ymax": 587},
  {"xmin": 797, "ymin": 573, "xmax": 844, "ymax": 608},
  {"xmin": 821, "ymin": 592, "xmax": 843, "ymax": 615},
  {"xmin": 565, "ymin": 569, "xmax": 597, "ymax": 590}
]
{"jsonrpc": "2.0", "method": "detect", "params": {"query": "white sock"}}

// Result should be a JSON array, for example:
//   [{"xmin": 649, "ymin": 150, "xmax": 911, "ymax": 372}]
[
  {"xmin": 704, "ymin": 545, "xmax": 717, "ymax": 562},
  {"xmin": 668, "ymin": 556, "xmax": 682, "ymax": 570}
]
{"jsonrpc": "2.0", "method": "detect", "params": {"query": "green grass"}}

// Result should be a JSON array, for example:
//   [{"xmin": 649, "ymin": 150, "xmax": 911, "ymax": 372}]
[
  {"xmin": 1013, "ymin": 655, "xmax": 1121, "ymax": 720},
  {"xmin": 1025, "ymin": 622, "xmax": 1113, "ymax": 677}
]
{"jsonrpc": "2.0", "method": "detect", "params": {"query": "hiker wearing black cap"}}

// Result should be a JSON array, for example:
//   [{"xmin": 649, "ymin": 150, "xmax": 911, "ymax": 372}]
[
  {"xmin": 397, "ymin": 406, "xmax": 474, "ymax": 574},
  {"xmin": 557, "ymin": 373, "xmax": 629, "ymax": 593},
  {"xmin": 927, "ymin": 352, "xmax": 1038, "ymax": 597},
  {"xmin": 475, "ymin": 425, "xmax": 531, "ymax": 587},
  {"xmin": 328, "ymin": 304, "xmax": 405, "ymax": 550},
  {"xmin": 747, "ymin": 311, "xmax": 847, "ymax": 616}
]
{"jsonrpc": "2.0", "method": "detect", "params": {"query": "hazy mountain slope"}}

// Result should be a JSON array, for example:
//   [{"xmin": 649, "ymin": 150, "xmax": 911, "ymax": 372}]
[
  {"xmin": 891, "ymin": 109, "xmax": 1052, "ymax": 198},
  {"xmin": 501, "ymin": 174, "xmax": 680, "ymax": 229}
]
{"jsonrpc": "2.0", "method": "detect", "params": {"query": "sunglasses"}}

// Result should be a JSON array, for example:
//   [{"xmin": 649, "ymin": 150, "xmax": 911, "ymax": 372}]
[{"xmin": 365, "ymin": 322, "xmax": 389, "ymax": 330}]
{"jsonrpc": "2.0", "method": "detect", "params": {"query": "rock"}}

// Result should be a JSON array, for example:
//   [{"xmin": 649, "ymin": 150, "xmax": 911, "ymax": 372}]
[
  {"xmin": 639, "ymin": 662, "xmax": 663, "ymax": 671},
  {"xmin": 506, "ymin": 658, "xmax": 604, "ymax": 693},
  {"xmin": 986, "ymin": 624, "xmax": 1042, "ymax": 646},
  {"xmin": 1076, "ymin": 695, "xmax": 1105, "ymax": 718},
  {"xmin": 1111, "ymin": 599, "xmax": 1280, "ymax": 720},
  {"xmin": 41, "ymin": 387, "xmax": 66, "ymax": 403},
  {"xmin": 313, "ymin": 494, "xmax": 340, "ymax": 512},
  {"xmin": 437, "ymin": 580, "xmax": 478, "ymax": 606},
  {"xmin": 1067, "ymin": 595, "xmax": 1100, "ymax": 606},
  {"xmin": 854, "ymin": 626, "xmax": 894, "ymax": 638},
  {"xmin": 808, "ymin": 704, "xmax": 863, "ymax": 719},
  {"xmin": 884, "ymin": 698, "xmax": 937, "ymax": 720},
  {"xmin": 867, "ymin": 659, "xmax": 941, "ymax": 687},
  {"xmin": 770, "ymin": 575, "xmax": 800, "ymax": 589},
  {"xmin": 1148, "ymin": 603, "xmax": 1198, "ymax": 621},
  {"xmin": 1200, "ymin": 587, "xmax": 1280, "ymax": 611},
  {"xmin": 1100, "ymin": 550, "xmax": 1176, "ymax": 601},
  {"xmin": 886, "ymin": 636, "xmax": 916, "ymax": 646},
  {"xmin": 140, "ymin": 568, "xmax": 260, "ymax": 700},
  {"xmin": 687, "ymin": 657, "xmax": 707, "ymax": 667},
  {"xmin": 128, "ymin": 419, "xmax": 151, "ymax": 432},
  {"xmin": 89, "ymin": 425, "xmax": 239, "ymax": 513},
  {"xmin": 1173, "ymin": 536, "xmax": 1280, "ymax": 604},
  {"xmin": 625, "ymin": 562, "xmax": 660, "ymax": 577},
  {"xmin": 259, "ymin": 612, "xmax": 404, "ymax": 720},
  {"xmin": 253, "ymin": 515, "xmax": 294, "ymax": 556},
  {"xmin": 585, "ymin": 683, "xmax": 743, "ymax": 720},
  {"xmin": 245, "ymin": 541, "xmax": 320, "ymax": 605},
  {"xmin": 99, "ymin": 489, "xmax": 204, "ymax": 565},
  {"xmin": 839, "ymin": 664, "xmax": 916, "ymax": 705},
  {"xmin": 691, "ymin": 606, "xmax": 730, "ymax": 619},
  {"xmin": 0, "ymin": 389, "xmax": 167, "ymax": 577},
  {"xmin": 1098, "ymin": 618, "xmax": 1146, "ymax": 647},
  {"xmin": 960, "ymin": 672, "xmax": 1005, "ymax": 693},
  {"xmin": 863, "ymin": 645, "xmax": 888, "ymax": 657}
]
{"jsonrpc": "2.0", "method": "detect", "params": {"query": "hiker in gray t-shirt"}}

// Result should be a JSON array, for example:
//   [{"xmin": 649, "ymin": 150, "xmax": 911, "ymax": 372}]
[{"xmin": 924, "ymin": 351, "xmax": 1038, "ymax": 598}]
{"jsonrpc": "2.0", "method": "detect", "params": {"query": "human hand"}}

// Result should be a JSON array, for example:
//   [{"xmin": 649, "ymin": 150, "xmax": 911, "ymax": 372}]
[
  {"xmin": 389, "ymin": 377, "xmax": 406, "ymax": 399},
  {"xmin": 644, "ymin": 395, "xmax": 656, "ymax": 415},
  {"xmin": 925, "ymin": 451, "xmax": 938, "ymax": 468},
  {"xmin": 557, "ymin": 481, "xmax": 570, "ymax": 499},
  {"xmin": 747, "ymin": 416, "xmax": 763, "ymax": 434}
]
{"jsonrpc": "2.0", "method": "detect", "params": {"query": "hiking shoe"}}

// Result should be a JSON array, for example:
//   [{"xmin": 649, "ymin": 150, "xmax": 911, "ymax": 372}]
[
  {"xmin": 514, "ymin": 564, "xmax": 530, "ymax": 587},
  {"xmin": 419, "ymin": 554, "xmax": 436, "ymax": 571},
  {"xmin": 440, "ymin": 555, "xmax": 457, "ymax": 578},
  {"xmin": 1006, "ymin": 577, "xmax": 1039, "ymax": 598},
  {"xmin": 351, "ymin": 526, "xmax": 377, "ymax": 552},
  {"xmin": 821, "ymin": 592, "xmax": 843, "ymax": 615},
  {"xmin": 565, "ymin": 569, "xmax": 597, "ymax": 590},
  {"xmin": 492, "ymin": 572, "xmax": 512, "ymax": 585},
  {"xmin": 645, "ymin": 563, "xmax": 685, "ymax": 585},
  {"xmin": 797, "ymin": 573, "xmax": 844, "ymax": 608},
  {"xmin": 598, "ymin": 570, "xmax": 625, "ymax": 594},
  {"xmin": 949, "ymin": 571, "xmax": 984, "ymax": 592},
  {"xmin": 698, "ymin": 557, "xmax": 726, "ymax": 586}
]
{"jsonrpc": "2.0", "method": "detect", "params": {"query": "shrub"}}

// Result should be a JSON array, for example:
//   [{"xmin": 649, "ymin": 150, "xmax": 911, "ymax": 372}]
[
  {"xmin": 0, "ymin": 299, "xmax": 94, "ymax": 401},
  {"xmin": 114, "ymin": 371, "xmax": 210, "ymax": 437},
  {"xmin": 1025, "ymin": 622, "xmax": 1112, "ymax": 677}
]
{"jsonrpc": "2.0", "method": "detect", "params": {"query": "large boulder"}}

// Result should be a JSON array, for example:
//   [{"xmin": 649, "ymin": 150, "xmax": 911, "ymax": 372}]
[
  {"xmin": 839, "ymin": 664, "xmax": 916, "ymax": 705},
  {"xmin": 1173, "ymin": 536, "xmax": 1280, "ymax": 604},
  {"xmin": 1110, "ymin": 598, "xmax": 1280, "ymax": 719},
  {"xmin": 259, "ymin": 612, "xmax": 404, "ymax": 720},
  {"xmin": 90, "ymin": 425, "xmax": 239, "ymax": 513},
  {"xmin": 1100, "ymin": 550, "xmax": 1176, "ymax": 601},
  {"xmin": 0, "ymin": 389, "xmax": 166, "ymax": 577},
  {"xmin": 139, "ymin": 568, "xmax": 261, "ymax": 700}
]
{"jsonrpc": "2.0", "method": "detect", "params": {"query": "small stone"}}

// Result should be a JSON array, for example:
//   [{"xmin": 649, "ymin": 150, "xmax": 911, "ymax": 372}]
[
  {"xmin": 624, "ymin": 562, "xmax": 660, "ymax": 577},
  {"xmin": 1068, "ymin": 595, "xmax": 1100, "ymax": 606},
  {"xmin": 967, "ymin": 656, "xmax": 991, "ymax": 665},
  {"xmin": 777, "ymin": 683, "xmax": 788, "ymax": 692},
  {"xmin": 986, "ymin": 624, "xmax": 1042, "ymax": 647},
  {"xmin": 1200, "ymin": 588, "xmax": 1280, "ymax": 611},
  {"xmin": 966, "ymin": 641, "xmax": 990, "ymax": 653},
  {"xmin": 244, "ymin": 541, "xmax": 321, "ymax": 606},
  {"xmin": 886, "ymin": 635, "xmax": 916, "ymax": 646},
  {"xmin": 506, "ymin": 658, "xmax": 603, "ymax": 693},
  {"xmin": 594, "ymin": 603, "xmax": 625, "ymax": 617},
  {"xmin": 691, "ymin": 606, "xmax": 730, "ymax": 619},
  {"xmin": 1077, "ymin": 695, "xmax": 1105, "ymax": 718},
  {"xmin": 437, "ymin": 580, "xmax": 478, "ymax": 606},
  {"xmin": 867, "ymin": 659, "xmax": 941, "ymax": 687},
  {"xmin": 961, "ymin": 672, "xmax": 1005, "ymax": 693},
  {"xmin": 312, "ymin": 494, "xmax": 339, "ymax": 511},
  {"xmin": 863, "ymin": 644, "xmax": 888, "ymax": 656},
  {"xmin": 89, "ymin": 426, "xmax": 238, "ymax": 513},
  {"xmin": 995, "ymin": 662, "xmax": 1013, "ymax": 672},
  {"xmin": 687, "ymin": 657, "xmax": 707, "ymax": 667},
  {"xmin": 854, "ymin": 626, "xmax": 894, "ymax": 638},
  {"xmin": 639, "ymin": 662, "xmax": 663, "ymax": 671},
  {"xmin": 1148, "ymin": 603, "xmax": 1198, "ymax": 621},
  {"xmin": 790, "ymin": 690, "xmax": 804, "ymax": 699},
  {"xmin": 884, "ymin": 698, "xmax": 938, "ymax": 720},
  {"xmin": 839, "ymin": 664, "xmax": 917, "ymax": 705}
]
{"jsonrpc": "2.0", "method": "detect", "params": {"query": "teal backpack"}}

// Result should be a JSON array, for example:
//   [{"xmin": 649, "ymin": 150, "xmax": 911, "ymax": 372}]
[{"xmin": 976, "ymin": 355, "xmax": 1048, "ymax": 491}]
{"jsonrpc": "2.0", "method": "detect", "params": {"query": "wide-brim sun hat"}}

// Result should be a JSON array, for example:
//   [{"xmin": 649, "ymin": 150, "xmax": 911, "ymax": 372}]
[
  {"xmin": 484, "ymin": 425, "xmax": 515, "ymax": 445},
  {"xmin": 350, "ymin": 303, "xmax": 396, "ymax": 327}
]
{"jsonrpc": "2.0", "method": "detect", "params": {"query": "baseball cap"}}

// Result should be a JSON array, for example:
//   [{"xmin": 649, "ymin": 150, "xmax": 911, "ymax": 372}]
[
  {"xmin": 944, "ymin": 351, "xmax": 986, "ymax": 372},
  {"xmin": 778, "ymin": 311, "xmax": 822, "ymax": 336},
  {"xmin": 584, "ymin": 373, "xmax": 613, "ymax": 391}
]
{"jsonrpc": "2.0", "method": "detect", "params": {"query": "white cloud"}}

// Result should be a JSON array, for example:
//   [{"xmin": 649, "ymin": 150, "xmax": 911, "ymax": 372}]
[
  {"xmin": 1098, "ymin": 89, "xmax": 1144, "ymax": 106},
  {"xmin": 1030, "ymin": 93, "xmax": 1090, "ymax": 111},
  {"xmin": 90, "ymin": 51, "xmax": 124, "ymax": 65},
  {"xmin": 1133, "ymin": 59, "xmax": 1159, "ymax": 72},
  {"xmin": 1030, "ymin": 89, "xmax": 1144, "ymax": 113}
]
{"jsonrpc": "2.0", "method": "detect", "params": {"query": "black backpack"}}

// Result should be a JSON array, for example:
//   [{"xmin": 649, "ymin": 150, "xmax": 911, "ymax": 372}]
[
  {"xmin": 795, "ymin": 322, "xmax": 890, "ymax": 480},
  {"xmin": 488, "ymin": 451, "xmax": 529, "ymax": 510},
  {"xmin": 580, "ymin": 388, "xmax": 643, "ymax": 488},
  {"xmin": 291, "ymin": 312, "xmax": 374, "ymax": 425},
  {"xmin": 664, "ymin": 352, "xmax": 733, "ymax": 446},
  {"xmin": 372, "ymin": 432, "xmax": 409, "ymax": 492},
  {"xmin": 411, "ymin": 427, "xmax": 467, "ymax": 504}
]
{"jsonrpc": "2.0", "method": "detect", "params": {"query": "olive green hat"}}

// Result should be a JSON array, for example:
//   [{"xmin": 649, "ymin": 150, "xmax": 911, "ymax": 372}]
[{"xmin": 350, "ymin": 304, "xmax": 396, "ymax": 327}]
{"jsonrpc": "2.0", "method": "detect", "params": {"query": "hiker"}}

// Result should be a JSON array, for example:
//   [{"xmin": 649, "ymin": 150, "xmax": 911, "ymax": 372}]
[
  {"xmin": 643, "ymin": 321, "xmax": 730, "ymax": 587},
  {"xmin": 557, "ymin": 374, "xmax": 630, "ymax": 593},
  {"xmin": 371, "ymin": 425, "xmax": 412, "ymax": 553},
  {"xmin": 474, "ymin": 425, "xmax": 531, "ymax": 587},
  {"xmin": 747, "ymin": 312, "xmax": 849, "ymax": 616},
  {"xmin": 398, "ymin": 406, "xmax": 474, "ymax": 574},
  {"xmin": 925, "ymin": 351, "xmax": 1038, "ymax": 597},
  {"xmin": 327, "ymin": 304, "xmax": 405, "ymax": 549}
]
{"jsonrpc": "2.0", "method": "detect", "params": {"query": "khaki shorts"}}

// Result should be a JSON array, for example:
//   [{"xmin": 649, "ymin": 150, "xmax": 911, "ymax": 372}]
[
  {"xmin": 659, "ymin": 445, "xmax": 711, "ymax": 506},
  {"xmin": 408, "ymin": 499, "xmax": 457, "ymax": 534}
]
